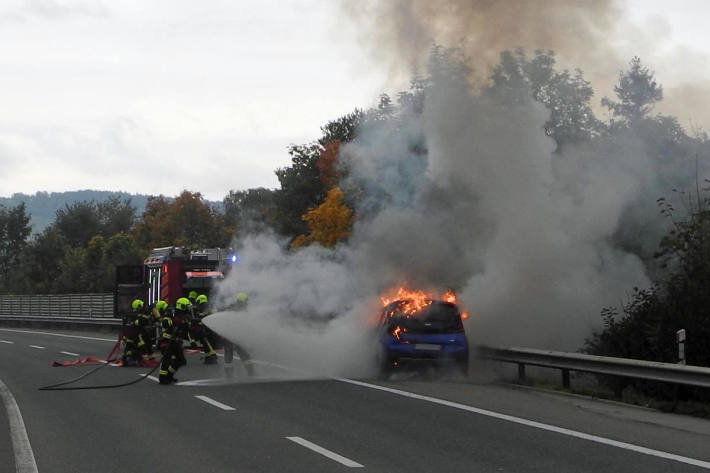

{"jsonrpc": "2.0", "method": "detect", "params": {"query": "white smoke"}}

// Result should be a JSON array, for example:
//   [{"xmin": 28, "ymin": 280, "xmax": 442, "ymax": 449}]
[{"xmin": 206, "ymin": 57, "xmax": 652, "ymax": 378}]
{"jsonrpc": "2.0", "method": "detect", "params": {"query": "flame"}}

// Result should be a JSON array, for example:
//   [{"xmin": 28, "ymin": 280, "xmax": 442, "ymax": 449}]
[
  {"xmin": 381, "ymin": 287, "xmax": 429, "ymax": 307},
  {"xmin": 380, "ymin": 286, "xmax": 471, "ymax": 321},
  {"xmin": 443, "ymin": 291, "xmax": 456, "ymax": 303},
  {"xmin": 392, "ymin": 325, "xmax": 402, "ymax": 340}
]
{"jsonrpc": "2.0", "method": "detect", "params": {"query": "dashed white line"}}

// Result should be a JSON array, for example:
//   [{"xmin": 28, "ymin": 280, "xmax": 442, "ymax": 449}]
[
  {"xmin": 286, "ymin": 436, "xmax": 363, "ymax": 468},
  {"xmin": 0, "ymin": 378, "xmax": 39, "ymax": 473},
  {"xmin": 194, "ymin": 395, "xmax": 236, "ymax": 411},
  {"xmin": 28, "ymin": 345, "xmax": 45, "ymax": 350},
  {"xmin": 139, "ymin": 374, "xmax": 159, "ymax": 383},
  {"xmin": 0, "ymin": 340, "xmax": 13, "ymax": 344},
  {"xmin": 60, "ymin": 351, "xmax": 79, "ymax": 356},
  {"xmin": 337, "ymin": 378, "xmax": 710, "ymax": 470}
]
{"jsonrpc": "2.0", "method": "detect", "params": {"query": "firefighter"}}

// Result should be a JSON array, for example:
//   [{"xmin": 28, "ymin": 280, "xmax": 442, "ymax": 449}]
[
  {"xmin": 193, "ymin": 294, "xmax": 217, "ymax": 364},
  {"xmin": 120, "ymin": 299, "xmax": 143, "ymax": 366},
  {"xmin": 185, "ymin": 290, "xmax": 199, "ymax": 349},
  {"xmin": 132, "ymin": 299, "xmax": 156, "ymax": 362},
  {"xmin": 235, "ymin": 292, "xmax": 248, "ymax": 310},
  {"xmin": 224, "ymin": 292, "xmax": 254, "ymax": 377},
  {"xmin": 121, "ymin": 299, "xmax": 152, "ymax": 366},
  {"xmin": 152, "ymin": 299, "xmax": 168, "ymax": 336},
  {"xmin": 158, "ymin": 298, "xmax": 189, "ymax": 385}
]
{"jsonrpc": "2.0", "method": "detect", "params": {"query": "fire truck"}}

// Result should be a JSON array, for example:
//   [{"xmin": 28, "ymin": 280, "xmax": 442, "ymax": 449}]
[{"xmin": 115, "ymin": 247, "xmax": 237, "ymax": 316}]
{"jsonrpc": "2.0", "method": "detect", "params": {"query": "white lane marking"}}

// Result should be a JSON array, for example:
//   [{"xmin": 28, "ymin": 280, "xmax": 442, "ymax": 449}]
[
  {"xmin": 337, "ymin": 378, "xmax": 710, "ymax": 470},
  {"xmin": 0, "ymin": 340, "xmax": 13, "ymax": 344},
  {"xmin": 194, "ymin": 395, "xmax": 236, "ymax": 411},
  {"xmin": 60, "ymin": 351, "xmax": 80, "ymax": 356},
  {"xmin": 0, "ymin": 328, "xmax": 115, "ymax": 342},
  {"xmin": 286, "ymin": 436, "xmax": 364, "ymax": 468},
  {"xmin": 28, "ymin": 345, "xmax": 45, "ymax": 350},
  {"xmin": 140, "ymin": 374, "xmax": 159, "ymax": 383},
  {"xmin": 0, "ymin": 378, "xmax": 39, "ymax": 473}
]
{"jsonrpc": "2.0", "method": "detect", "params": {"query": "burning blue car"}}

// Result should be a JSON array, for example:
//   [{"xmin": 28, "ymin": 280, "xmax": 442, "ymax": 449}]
[{"xmin": 377, "ymin": 296, "xmax": 469, "ymax": 377}]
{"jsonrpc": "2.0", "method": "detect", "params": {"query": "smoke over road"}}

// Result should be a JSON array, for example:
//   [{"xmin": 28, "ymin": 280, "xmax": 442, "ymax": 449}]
[{"xmin": 205, "ymin": 1, "xmax": 708, "ymax": 377}]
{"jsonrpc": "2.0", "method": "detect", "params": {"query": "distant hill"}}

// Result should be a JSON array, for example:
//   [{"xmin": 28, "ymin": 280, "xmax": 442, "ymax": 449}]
[{"xmin": 0, "ymin": 190, "xmax": 222, "ymax": 233}]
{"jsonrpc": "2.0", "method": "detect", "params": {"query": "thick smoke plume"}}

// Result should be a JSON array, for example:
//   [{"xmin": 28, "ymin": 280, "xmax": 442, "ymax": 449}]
[
  {"xmin": 205, "ymin": 1, "xmax": 710, "ymax": 378},
  {"xmin": 339, "ymin": 0, "xmax": 710, "ymax": 129},
  {"xmin": 340, "ymin": 0, "xmax": 620, "ymax": 89},
  {"xmin": 206, "ymin": 53, "xmax": 660, "ymax": 378}
]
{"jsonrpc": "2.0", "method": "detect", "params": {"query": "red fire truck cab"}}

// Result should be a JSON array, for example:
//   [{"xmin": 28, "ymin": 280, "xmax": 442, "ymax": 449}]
[{"xmin": 115, "ymin": 247, "xmax": 237, "ymax": 316}]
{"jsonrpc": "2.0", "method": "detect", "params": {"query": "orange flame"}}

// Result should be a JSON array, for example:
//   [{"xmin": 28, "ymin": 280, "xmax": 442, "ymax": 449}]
[
  {"xmin": 392, "ymin": 325, "xmax": 402, "ymax": 340},
  {"xmin": 380, "ymin": 287, "xmax": 470, "ymax": 320},
  {"xmin": 443, "ymin": 291, "xmax": 456, "ymax": 303}
]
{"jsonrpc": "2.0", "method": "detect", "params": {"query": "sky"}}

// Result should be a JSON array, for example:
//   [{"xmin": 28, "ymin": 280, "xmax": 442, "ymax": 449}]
[{"xmin": 0, "ymin": 0, "xmax": 708, "ymax": 201}]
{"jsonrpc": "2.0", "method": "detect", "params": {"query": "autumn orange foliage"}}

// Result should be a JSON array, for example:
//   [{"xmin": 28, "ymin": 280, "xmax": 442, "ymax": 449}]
[
  {"xmin": 291, "ymin": 187, "xmax": 352, "ymax": 248},
  {"xmin": 316, "ymin": 140, "xmax": 340, "ymax": 187}
]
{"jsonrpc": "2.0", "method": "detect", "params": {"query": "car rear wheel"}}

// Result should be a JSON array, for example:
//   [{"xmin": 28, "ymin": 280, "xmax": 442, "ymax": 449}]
[
  {"xmin": 457, "ymin": 358, "xmax": 469, "ymax": 377},
  {"xmin": 377, "ymin": 352, "xmax": 394, "ymax": 380}
]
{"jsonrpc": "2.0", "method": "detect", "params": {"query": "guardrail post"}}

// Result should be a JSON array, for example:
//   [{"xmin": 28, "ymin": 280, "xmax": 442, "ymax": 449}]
[
  {"xmin": 677, "ymin": 329, "xmax": 686, "ymax": 365},
  {"xmin": 517, "ymin": 363, "xmax": 526, "ymax": 381},
  {"xmin": 562, "ymin": 369, "xmax": 570, "ymax": 389}
]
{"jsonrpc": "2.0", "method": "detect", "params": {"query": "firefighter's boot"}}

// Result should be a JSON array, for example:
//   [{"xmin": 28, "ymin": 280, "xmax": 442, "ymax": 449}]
[{"xmin": 204, "ymin": 353, "xmax": 217, "ymax": 365}]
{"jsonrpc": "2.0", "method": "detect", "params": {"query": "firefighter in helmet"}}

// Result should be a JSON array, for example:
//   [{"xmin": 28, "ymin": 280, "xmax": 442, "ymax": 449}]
[
  {"xmin": 235, "ymin": 292, "xmax": 248, "ymax": 310},
  {"xmin": 121, "ymin": 298, "xmax": 145, "ymax": 366},
  {"xmin": 132, "ymin": 299, "xmax": 157, "ymax": 362},
  {"xmin": 224, "ymin": 292, "xmax": 254, "ymax": 377},
  {"xmin": 193, "ymin": 294, "xmax": 217, "ymax": 364},
  {"xmin": 158, "ymin": 298, "xmax": 189, "ymax": 385},
  {"xmin": 185, "ymin": 290, "xmax": 199, "ymax": 349}
]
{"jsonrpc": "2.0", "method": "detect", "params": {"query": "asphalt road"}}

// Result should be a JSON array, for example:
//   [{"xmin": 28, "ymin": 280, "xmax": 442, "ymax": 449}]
[{"xmin": 1, "ymin": 327, "xmax": 710, "ymax": 472}]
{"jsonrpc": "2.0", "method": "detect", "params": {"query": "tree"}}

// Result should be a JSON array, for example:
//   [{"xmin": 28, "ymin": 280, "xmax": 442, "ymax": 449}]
[
  {"xmin": 170, "ymin": 191, "xmax": 230, "ymax": 247},
  {"xmin": 53, "ymin": 201, "xmax": 101, "ymax": 247},
  {"xmin": 132, "ymin": 196, "xmax": 173, "ymax": 249},
  {"xmin": 316, "ymin": 140, "xmax": 340, "ymax": 188},
  {"xmin": 0, "ymin": 203, "xmax": 31, "ymax": 291},
  {"xmin": 53, "ymin": 198, "xmax": 135, "ymax": 247},
  {"xmin": 223, "ymin": 188, "xmax": 277, "ymax": 234},
  {"xmin": 274, "ymin": 143, "xmax": 327, "ymax": 237},
  {"xmin": 97, "ymin": 196, "xmax": 136, "ymax": 238},
  {"xmin": 488, "ymin": 49, "xmax": 603, "ymax": 145},
  {"xmin": 602, "ymin": 56, "xmax": 663, "ymax": 126},
  {"xmin": 291, "ymin": 187, "xmax": 353, "ymax": 248},
  {"xmin": 587, "ymin": 193, "xmax": 710, "ymax": 402},
  {"xmin": 14, "ymin": 227, "xmax": 66, "ymax": 294},
  {"xmin": 132, "ymin": 191, "xmax": 230, "ymax": 250},
  {"xmin": 319, "ymin": 109, "xmax": 364, "ymax": 145},
  {"xmin": 272, "ymin": 109, "xmax": 370, "ymax": 239}
]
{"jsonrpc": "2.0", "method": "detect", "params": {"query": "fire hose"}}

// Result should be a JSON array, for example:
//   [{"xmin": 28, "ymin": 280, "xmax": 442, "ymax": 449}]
[{"xmin": 39, "ymin": 332, "xmax": 161, "ymax": 391}]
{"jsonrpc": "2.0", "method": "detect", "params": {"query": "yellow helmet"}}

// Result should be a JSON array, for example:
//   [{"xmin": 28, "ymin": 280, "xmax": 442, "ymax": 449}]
[
  {"xmin": 131, "ymin": 299, "xmax": 144, "ymax": 311},
  {"xmin": 176, "ymin": 297, "xmax": 191, "ymax": 311}
]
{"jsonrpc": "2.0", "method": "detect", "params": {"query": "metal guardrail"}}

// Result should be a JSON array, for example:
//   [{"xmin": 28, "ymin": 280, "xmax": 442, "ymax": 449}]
[
  {"xmin": 479, "ymin": 346, "xmax": 710, "ymax": 390},
  {"xmin": 0, "ymin": 293, "xmax": 114, "ymax": 318}
]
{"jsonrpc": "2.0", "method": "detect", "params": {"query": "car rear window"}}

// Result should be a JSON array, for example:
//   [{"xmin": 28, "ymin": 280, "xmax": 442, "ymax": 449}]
[{"xmin": 385, "ymin": 301, "xmax": 463, "ymax": 334}]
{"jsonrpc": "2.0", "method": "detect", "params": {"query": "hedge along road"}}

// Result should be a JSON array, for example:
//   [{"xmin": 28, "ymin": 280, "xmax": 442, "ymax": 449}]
[{"xmin": 1, "ymin": 327, "xmax": 710, "ymax": 472}]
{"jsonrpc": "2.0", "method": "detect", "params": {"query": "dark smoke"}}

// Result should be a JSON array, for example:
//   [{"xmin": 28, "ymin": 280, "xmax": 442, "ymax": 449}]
[
  {"xmin": 339, "ymin": 0, "xmax": 710, "ymax": 129},
  {"xmin": 340, "ymin": 0, "xmax": 620, "ymax": 89},
  {"xmin": 206, "ymin": 1, "xmax": 709, "ymax": 376}
]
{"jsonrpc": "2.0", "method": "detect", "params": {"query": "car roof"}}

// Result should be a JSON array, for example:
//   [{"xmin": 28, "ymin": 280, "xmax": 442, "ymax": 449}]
[{"xmin": 383, "ymin": 299, "xmax": 460, "ymax": 318}]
